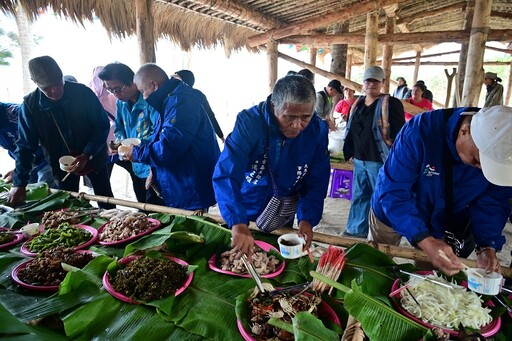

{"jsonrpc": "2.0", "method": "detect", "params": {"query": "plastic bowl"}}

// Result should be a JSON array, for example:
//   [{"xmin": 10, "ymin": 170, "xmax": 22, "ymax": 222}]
[
  {"xmin": 59, "ymin": 155, "xmax": 76, "ymax": 172},
  {"xmin": 467, "ymin": 268, "xmax": 503, "ymax": 295},
  {"xmin": 121, "ymin": 138, "xmax": 141, "ymax": 146},
  {"xmin": 277, "ymin": 233, "xmax": 305, "ymax": 259},
  {"xmin": 21, "ymin": 223, "xmax": 41, "ymax": 238}
]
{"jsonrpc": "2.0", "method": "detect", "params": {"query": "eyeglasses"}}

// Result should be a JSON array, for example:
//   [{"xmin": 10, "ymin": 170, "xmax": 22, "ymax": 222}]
[{"xmin": 105, "ymin": 85, "xmax": 126, "ymax": 95}]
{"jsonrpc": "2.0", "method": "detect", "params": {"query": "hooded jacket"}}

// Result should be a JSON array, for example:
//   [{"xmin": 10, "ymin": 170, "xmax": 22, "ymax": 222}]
[
  {"xmin": 212, "ymin": 96, "xmax": 330, "ymax": 228},
  {"xmin": 371, "ymin": 107, "xmax": 512, "ymax": 250},
  {"xmin": 131, "ymin": 78, "xmax": 220, "ymax": 210}
]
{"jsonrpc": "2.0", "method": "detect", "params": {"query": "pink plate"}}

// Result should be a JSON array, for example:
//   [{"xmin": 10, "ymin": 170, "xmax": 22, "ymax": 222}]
[
  {"xmin": 97, "ymin": 218, "xmax": 162, "ymax": 246},
  {"xmin": 102, "ymin": 255, "xmax": 193, "ymax": 304},
  {"xmin": 390, "ymin": 271, "xmax": 501, "ymax": 337},
  {"xmin": 20, "ymin": 224, "xmax": 98, "ymax": 257},
  {"xmin": 237, "ymin": 294, "xmax": 341, "ymax": 341},
  {"xmin": 0, "ymin": 227, "xmax": 24, "ymax": 250},
  {"xmin": 208, "ymin": 240, "xmax": 285, "ymax": 279},
  {"xmin": 11, "ymin": 250, "xmax": 96, "ymax": 291}
]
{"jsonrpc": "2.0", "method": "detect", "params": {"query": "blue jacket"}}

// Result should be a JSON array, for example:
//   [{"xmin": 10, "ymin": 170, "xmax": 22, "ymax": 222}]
[
  {"xmin": 14, "ymin": 82, "xmax": 109, "ymax": 186},
  {"xmin": 132, "ymin": 78, "xmax": 220, "ymax": 210},
  {"xmin": 114, "ymin": 93, "xmax": 159, "ymax": 178},
  {"xmin": 212, "ymin": 96, "xmax": 330, "ymax": 228},
  {"xmin": 371, "ymin": 107, "xmax": 512, "ymax": 250},
  {"xmin": 0, "ymin": 102, "xmax": 49, "ymax": 176}
]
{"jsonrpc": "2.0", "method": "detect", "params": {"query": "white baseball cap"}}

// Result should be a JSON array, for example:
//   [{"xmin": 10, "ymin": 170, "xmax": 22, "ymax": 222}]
[{"xmin": 468, "ymin": 106, "xmax": 512, "ymax": 186}]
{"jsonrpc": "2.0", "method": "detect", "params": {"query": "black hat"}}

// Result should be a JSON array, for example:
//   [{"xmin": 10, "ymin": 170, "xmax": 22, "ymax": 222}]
[
  {"xmin": 328, "ymin": 79, "xmax": 342, "ymax": 94},
  {"xmin": 175, "ymin": 70, "xmax": 195, "ymax": 87},
  {"xmin": 28, "ymin": 56, "xmax": 63, "ymax": 87}
]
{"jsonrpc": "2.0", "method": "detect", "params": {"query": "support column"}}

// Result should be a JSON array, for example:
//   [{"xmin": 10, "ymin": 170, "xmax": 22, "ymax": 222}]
[
  {"xmin": 135, "ymin": 0, "xmax": 156, "ymax": 64},
  {"xmin": 364, "ymin": 11, "xmax": 379, "ymax": 68},
  {"xmin": 506, "ymin": 61, "xmax": 512, "ymax": 106},
  {"xmin": 309, "ymin": 47, "xmax": 317, "ymax": 84},
  {"xmin": 331, "ymin": 21, "xmax": 349, "ymax": 78},
  {"xmin": 452, "ymin": 0, "xmax": 475, "ymax": 106},
  {"xmin": 413, "ymin": 50, "xmax": 422, "ymax": 84},
  {"xmin": 462, "ymin": 0, "xmax": 492, "ymax": 106},
  {"xmin": 267, "ymin": 40, "xmax": 278, "ymax": 92},
  {"xmin": 382, "ymin": 6, "xmax": 397, "ymax": 93},
  {"xmin": 346, "ymin": 49, "xmax": 353, "ymax": 80}
]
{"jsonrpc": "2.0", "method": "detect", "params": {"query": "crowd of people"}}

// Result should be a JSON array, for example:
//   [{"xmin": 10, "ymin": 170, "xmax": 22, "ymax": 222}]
[{"xmin": 2, "ymin": 55, "xmax": 512, "ymax": 274}]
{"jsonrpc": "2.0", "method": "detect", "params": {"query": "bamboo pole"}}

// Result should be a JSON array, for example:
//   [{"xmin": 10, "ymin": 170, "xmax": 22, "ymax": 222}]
[
  {"xmin": 53, "ymin": 189, "xmax": 512, "ymax": 279},
  {"xmin": 135, "ymin": 0, "xmax": 156, "ymax": 64},
  {"xmin": 462, "ymin": 0, "xmax": 492, "ymax": 106},
  {"xmin": 506, "ymin": 61, "xmax": 512, "ymax": 106},
  {"xmin": 267, "ymin": 40, "xmax": 278, "ymax": 93},
  {"xmin": 444, "ymin": 68, "xmax": 457, "ymax": 108},
  {"xmin": 346, "ymin": 49, "xmax": 353, "ymax": 81},
  {"xmin": 412, "ymin": 50, "xmax": 421, "ymax": 84},
  {"xmin": 364, "ymin": 11, "xmax": 379, "ymax": 68},
  {"xmin": 453, "ymin": 1, "xmax": 474, "ymax": 107},
  {"xmin": 381, "ymin": 7, "xmax": 396, "ymax": 94},
  {"xmin": 309, "ymin": 47, "xmax": 317, "ymax": 85}
]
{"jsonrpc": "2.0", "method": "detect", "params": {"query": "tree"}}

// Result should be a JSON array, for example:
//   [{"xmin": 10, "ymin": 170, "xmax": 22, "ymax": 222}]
[{"xmin": 0, "ymin": 28, "xmax": 14, "ymax": 65}]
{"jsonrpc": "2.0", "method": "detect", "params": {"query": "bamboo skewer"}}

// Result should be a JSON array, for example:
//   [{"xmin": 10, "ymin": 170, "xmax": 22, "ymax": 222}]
[
  {"xmin": 437, "ymin": 250, "xmax": 484, "ymax": 278},
  {"xmin": 49, "ymin": 189, "xmax": 512, "ymax": 279}
]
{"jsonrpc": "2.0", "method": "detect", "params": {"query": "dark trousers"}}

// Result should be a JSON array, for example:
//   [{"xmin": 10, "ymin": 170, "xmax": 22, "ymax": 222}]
[{"xmin": 57, "ymin": 165, "xmax": 115, "ymax": 209}]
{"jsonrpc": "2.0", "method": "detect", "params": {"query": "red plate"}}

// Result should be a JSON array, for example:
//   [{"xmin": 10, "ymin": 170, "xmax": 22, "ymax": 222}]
[
  {"xmin": 390, "ymin": 271, "xmax": 501, "ymax": 337},
  {"xmin": 237, "ymin": 292, "xmax": 341, "ymax": 341},
  {"xmin": 102, "ymin": 255, "xmax": 193, "ymax": 304},
  {"xmin": 208, "ymin": 240, "xmax": 285, "ymax": 279},
  {"xmin": 11, "ymin": 250, "xmax": 96, "ymax": 291},
  {"xmin": 0, "ymin": 228, "xmax": 24, "ymax": 250},
  {"xmin": 97, "ymin": 218, "xmax": 161, "ymax": 246},
  {"xmin": 20, "ymin": 224, "xmax": 98, "ymax": 257}
]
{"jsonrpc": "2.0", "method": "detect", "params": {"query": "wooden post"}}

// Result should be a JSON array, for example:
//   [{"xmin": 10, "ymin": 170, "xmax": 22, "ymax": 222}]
[
  {"xmin": 444, "ymin": 68, "xmax": 457, "ymax": 108},
  {"xmin": 453, "ymin": 0, "xmax": 475, "ymax": 106},
  {"xmin": 364, "ymin": 11, "xmax": 379, "ymax": 68},
  {"xmin": 135, "ymin": 0, "xmax": 156, "ymax": 64},
  {"xmin": 412, "ymin": 50, "xmax": 422, "ymax": 84},
  {"xmin": 330, "ymin": 21, "xmax": 349, "ymax": 78},
  {"xmin": 308, "ymin": 47, "xmax": 317, "ymax": 84},
  {"xmin": 346, "ymin": 48, "xmax": 353, "ymax": 80},
  {"xmin": 506, "ymin": 60, "xmax": 512, "ymax": 106},
  {"xmin": 462, "ymin": 0, "xmax": 492, "ymax": 107},
  {"xmin": 267, "ymin": 40, "xmax": 278, "ymax": 93},
  {"xmin": 382, "ymin": 6, "xmax": 397, "ymax": 93}
]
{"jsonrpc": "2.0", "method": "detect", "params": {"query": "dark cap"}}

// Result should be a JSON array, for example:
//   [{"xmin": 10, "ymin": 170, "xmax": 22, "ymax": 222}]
[
  {"xmin": 175, "ymin": 70, "xmax": 195, "ymax": 87},
  {"xmin": 328, "ymin": 79, "xmax": 342, "ymax": 94},
  {"xmin": 396, "ymin": 77, "xmax": 406, "ymax": 83},
  {"xmin": 28, "ymin": 56, "xmax": 63, "ymax": 87}
]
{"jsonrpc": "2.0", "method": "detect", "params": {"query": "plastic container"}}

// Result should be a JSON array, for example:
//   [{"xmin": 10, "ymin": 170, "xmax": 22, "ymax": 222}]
[
  {"xmin": 58, "ymin": 155, "xmax": 76, "ymax": 172},
  {"xmin": 328, "ymin": 132, "xmax": 344, "ymax": 156},
  {"xmin": 277, "ymin": 233, "xmax": 305, "ymax": 259},
  {"xmin": 121, "ymin": 138, "xmax": 141, "ymax": 146},
  {"xmin": 21, "ymin": 223, "xmax": 41, "ymax": 238},
  {"xmin": 467, "ymin": 269, "xmax": 503, "ymax": 295}
]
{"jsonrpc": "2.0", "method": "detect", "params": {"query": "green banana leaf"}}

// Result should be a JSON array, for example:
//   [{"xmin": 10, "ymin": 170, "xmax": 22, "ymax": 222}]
[{"xmin": 268, "ymin": 312, "xmax": 340, "ymax": 341}]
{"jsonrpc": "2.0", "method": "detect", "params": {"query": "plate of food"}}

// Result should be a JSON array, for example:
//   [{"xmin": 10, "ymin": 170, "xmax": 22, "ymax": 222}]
[
  {"xmin": 97, "ymin": 215, "xmax": 161, "ymax": 246},
  {"xmin": 208, "ymin": 240, "xmax": 285, "ymax": 279},
  {"xmin": 39, "ymin": 208, "xmax": 97, "ymax": 229},
  {"xmin": 11, "ymin": 248, "xmax": 96, "ymax": 291},
  {"xmin": 102, "ymin": 255, "xmax": 193, "ymax": 304},
  {"xmin": 0, "ymin": 227, "xmax": 24, "ymax": 250},
  {"xmin": 237, "ymin": 285, "xmax": 341, "ymax": 341},
  {"xmin": 390, "ymin": 271, "xmax": 500, "ymax": 338},
  {"xmin": 20, "ymin": 223, "xmax": 98, "ymax": 257}
]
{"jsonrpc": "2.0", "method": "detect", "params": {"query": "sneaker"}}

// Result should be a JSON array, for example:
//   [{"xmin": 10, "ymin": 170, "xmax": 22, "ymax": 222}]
[{"xmin": 341, "ymin": 231, "xmax": 367, "ymax": 239}]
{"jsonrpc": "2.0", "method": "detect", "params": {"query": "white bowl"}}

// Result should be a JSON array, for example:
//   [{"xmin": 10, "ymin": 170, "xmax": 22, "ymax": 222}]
[
  {"xmin": 467, "ymin": 268, "xmax": 503, "ymax": 295},
  {"xmin": 121, "ymin": 138, "xmax": 141, "ymax": 146},
  {"xmin": 277, "ymin": 233, "xmax": 305, "ymax": 259},
  {"xmin": 59, "ymin": 155, "xmax": 76, "ymax": 172}
]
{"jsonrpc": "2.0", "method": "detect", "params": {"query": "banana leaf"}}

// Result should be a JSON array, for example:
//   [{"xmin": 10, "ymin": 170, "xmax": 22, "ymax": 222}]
[{"xmin": 268, "ymin": 312, "xmax": 340, "ymax": 341}]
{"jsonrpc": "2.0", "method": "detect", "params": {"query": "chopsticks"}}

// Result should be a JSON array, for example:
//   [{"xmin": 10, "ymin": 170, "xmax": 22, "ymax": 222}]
[
  {"xmin": 241, "ymin": 254, "xmax": 265, "ymax": 293},
  {"xmin": 437, "ymin": 250, "xmax": 484, "ymax": 278},
  {"xmin": 399, "ymin": 270, "xmax": 455, "ymax": 289},
  {"xmin": 392, "ymin": 268, "xmax": 420, "ymax": 306}
]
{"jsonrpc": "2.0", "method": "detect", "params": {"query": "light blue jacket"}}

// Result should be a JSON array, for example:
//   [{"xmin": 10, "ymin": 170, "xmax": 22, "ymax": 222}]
[
  {"xmin": 213, "ymin": 96, "xmax": 330, "ymax": 228},
  {"xmin": 131, "ymin": 78, "xmax": 220, "ymax": 210},
  {"xmin": 114, "ymin": 93, "xmax": 159, "ymax": 178},
  {"xmin": 371, "ymin": 107, "xmax": 512, "ymax": 250}
]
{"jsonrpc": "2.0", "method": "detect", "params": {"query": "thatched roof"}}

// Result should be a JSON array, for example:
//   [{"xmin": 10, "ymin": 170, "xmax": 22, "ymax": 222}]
[{"xmin": 2, "ymin": 0, "xmax": 512, "ymax": 58}]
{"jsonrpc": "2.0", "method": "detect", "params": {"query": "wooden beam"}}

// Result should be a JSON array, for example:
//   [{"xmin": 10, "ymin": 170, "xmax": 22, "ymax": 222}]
[
  {"xmin": 354, "ymin": 61, "xmax": 511, "ymax": 66},
  {"xmin": 280, "ymin": 29, "xmax": 512, "ymax": 46},
  {"xmin": 364, "ymin": 11, "xmax": 379, "ymax": 68},
  {"xmin": 486, "ymin": 45, "xmax": 512, "ymax": 54},
  {"xmin": 267, "ymin": 40, "xmax": 278, "ymax": 93},
  {"xmin": 259, "ymin": 46, "xmax": 363, "ymax": 93},
  {"xmin": 183, "ymin": 0, "xmax": 281, "ymax": 29},
  {"xmin": 462, "ymin": 0, "xmax": 492, "ymax": 106},
  {"xmin": 374, "ymin": 50, "xmax": 461, "ymax": 63},
  {"xmin": 453, "ymin": 1, "xmax": 474, "ymax": 107},
  {"xmin": 247, "ymin": 0, "xmax": 403, "ymax": 47},
  {"xmin": 491, "ymin": 10, "xmax": 512, "ymax": 21},
  {"xmin": 136, "ymin": 0, "xmax": 156, "ymax": 63},
  {"xmin": 396, "ymin": 2, "xmax": 466, "ymax": 26},
  {"xmin": 382, "ymin": 6, "xmax": 396, "ymax": 93},
  {"xmin": 506, "ymin": 61, "xmax": 512, "ymax": 106},
  {"xmin": 412, "ymin": 50, "xmax": 421, "ymax": 84}
]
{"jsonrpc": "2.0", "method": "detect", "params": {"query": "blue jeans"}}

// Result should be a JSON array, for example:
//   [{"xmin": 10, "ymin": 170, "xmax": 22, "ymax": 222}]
[{"xmin": 345, "ymin": 158, "xmax": 383, "ymax": 236}]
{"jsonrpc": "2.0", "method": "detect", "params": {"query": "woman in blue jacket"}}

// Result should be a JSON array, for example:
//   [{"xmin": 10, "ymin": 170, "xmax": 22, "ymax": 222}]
[
  {"xmin": 213, "ymin": 75, "xmax": 330, "ymax": 259},
  {"xmin": 370, "ymin": 106, "xmax": 512, "ymax": 275}
]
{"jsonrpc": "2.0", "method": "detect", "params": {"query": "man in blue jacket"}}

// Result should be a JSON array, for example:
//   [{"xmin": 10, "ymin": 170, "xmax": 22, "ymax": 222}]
[
  {"xmin": 369, "ymin": 106, "xmax": 512, "ymax": 275},
  {"xmin": 8, "ymin": 56, "xmax": 114, "ymax": 208},
  {"xmin": 122, "ymin": 63, "xmax": 220, "ymax": 211},
  {"xmin": 212, "ymin": 75, "xmax": 330, "ymax": 258}
]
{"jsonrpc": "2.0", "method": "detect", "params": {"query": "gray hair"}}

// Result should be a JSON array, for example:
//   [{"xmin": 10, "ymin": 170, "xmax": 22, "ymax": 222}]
[
  {"xmin": 134, "ymin": 63, "xmax": 169, "ymax": 87},
  {"xmin": 271, "ymin": 75, "xmax": 316, "ymax": 113}
]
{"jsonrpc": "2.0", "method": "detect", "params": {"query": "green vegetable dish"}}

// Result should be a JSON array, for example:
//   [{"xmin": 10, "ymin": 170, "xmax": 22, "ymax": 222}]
[
  {"xmin": 28, "ymin": 222, "xmax": 91, "ymax": 253},
  {"xmin": 0, "ymin": 232, "xmax": 16, "ymax": 245}
]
